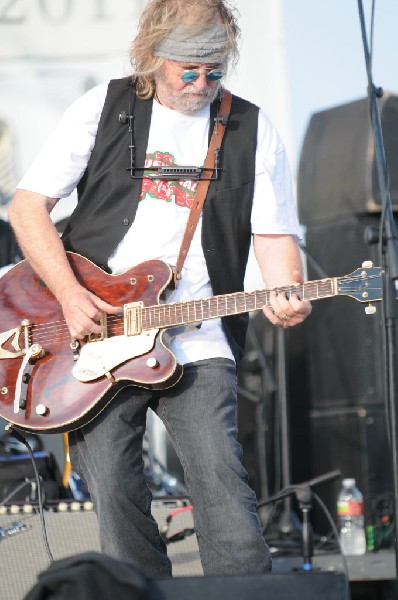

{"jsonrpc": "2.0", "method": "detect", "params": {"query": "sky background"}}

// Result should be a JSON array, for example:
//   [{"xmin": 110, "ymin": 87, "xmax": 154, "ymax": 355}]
[
  {"xmin": 281, "ymin": 0, "xmax": 398, "ymax": 170},
  {"xmin": 224, "ymin": 0, "xmax": 398, "ymax": 176}
]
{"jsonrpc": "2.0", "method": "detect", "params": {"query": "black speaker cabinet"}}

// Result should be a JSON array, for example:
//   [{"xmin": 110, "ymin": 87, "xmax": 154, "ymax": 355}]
[
  {"xmin": 298, "ymin": 93, "xmax": 398, "ymax": 224},
  {"xmin": 147, "ymin": 571, "xmax": 350, "ymax": 600},
  {"xmin": 304, "ymin": 214, "xmax": 387, "ymax": 409},
  {"xmin": 297, "ymin": 215, "xmax": 394, "ymax": 535},
  {"xmin": 309, "ymin": 406, "xmax": 393, "ymax": 535},
  {"xmin": 23, "ymin": 553, "xmax": 349, "ymax": 600}
]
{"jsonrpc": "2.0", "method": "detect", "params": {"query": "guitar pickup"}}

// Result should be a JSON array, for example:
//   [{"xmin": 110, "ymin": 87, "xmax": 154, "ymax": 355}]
[
  {"xmin": 124, "ymin": 302, "xmax": 143, "ymax": 336},
  {"xmin": 87, "ymin": 312, "xmax": 107, "ymax": 342}
]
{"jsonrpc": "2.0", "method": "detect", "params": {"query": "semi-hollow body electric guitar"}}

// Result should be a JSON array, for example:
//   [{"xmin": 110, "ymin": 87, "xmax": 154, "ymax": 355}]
[{"xmin": 0, "ymin": 253, "xmax": 383, "ymax": 434}]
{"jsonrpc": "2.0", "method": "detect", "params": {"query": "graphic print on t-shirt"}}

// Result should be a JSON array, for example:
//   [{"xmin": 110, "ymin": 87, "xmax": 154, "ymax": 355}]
[{"xmin": 140, "ymin": 151, "xmax": 199, "ymax": 208}]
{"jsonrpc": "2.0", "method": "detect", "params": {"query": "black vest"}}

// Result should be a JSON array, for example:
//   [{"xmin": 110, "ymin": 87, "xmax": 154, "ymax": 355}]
[{"xmin": 62, "ymin": 78, "xmax": 259, "ymax": 362}]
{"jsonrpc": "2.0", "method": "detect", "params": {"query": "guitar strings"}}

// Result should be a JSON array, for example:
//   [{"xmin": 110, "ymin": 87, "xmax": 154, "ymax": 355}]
[
  {"xmin": 30, "ymin": 315, "xmax": 124, "ymax": 344},
  {"xmin": 20, "ymin": 274, "xmax": 379, "ymax": 346}
]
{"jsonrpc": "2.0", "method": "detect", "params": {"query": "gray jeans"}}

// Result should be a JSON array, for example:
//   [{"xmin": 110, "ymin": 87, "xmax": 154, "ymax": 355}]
[{"xmin": 69, "ymin": 358, "xmax": 272, "ymax": 578}]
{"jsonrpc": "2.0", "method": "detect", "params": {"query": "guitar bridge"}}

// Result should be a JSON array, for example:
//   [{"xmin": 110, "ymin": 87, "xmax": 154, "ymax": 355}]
[
  {"xmin": 0, "ymin": 320, "xmax": 32, "ymax": 359},
  {"xmin": 124, "ymin": 302, "xmax": 143, "ymax": 336}
]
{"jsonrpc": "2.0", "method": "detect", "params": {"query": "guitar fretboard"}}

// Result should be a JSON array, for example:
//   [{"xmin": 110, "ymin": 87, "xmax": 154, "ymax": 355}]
[{"xmin": 140, "ymin": 278, "xmax": 336, "ymax": 330}]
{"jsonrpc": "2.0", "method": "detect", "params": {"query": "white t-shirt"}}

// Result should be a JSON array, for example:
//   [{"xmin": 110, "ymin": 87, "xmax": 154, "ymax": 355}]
[{"xmin": 17, "ymin": 81, "xmax": 301, "ymax": 365}]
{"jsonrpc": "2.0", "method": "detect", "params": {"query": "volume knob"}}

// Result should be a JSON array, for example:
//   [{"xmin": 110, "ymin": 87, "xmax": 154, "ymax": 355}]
[
  {"xmin": 146, "ymin": 357, "xmax": 159, "ymax": 369},
  {"xmin": 36, "ymin": 404, "xmax": 48, "ymax": 416}
]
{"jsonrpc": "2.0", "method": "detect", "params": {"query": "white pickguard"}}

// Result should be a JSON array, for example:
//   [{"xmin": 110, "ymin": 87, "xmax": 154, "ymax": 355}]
[{"xmin": 72, "ymin": 329, "xmax": 159, "ymax": 382}]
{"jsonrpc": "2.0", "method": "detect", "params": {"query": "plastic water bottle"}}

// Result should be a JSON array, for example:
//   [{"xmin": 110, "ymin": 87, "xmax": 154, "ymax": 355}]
[{"xmin": 337, "ymin": 478, "xmax": 366, "ymax": 555}]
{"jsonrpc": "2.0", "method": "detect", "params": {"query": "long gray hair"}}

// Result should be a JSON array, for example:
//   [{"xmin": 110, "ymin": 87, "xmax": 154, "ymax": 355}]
[{"xmin": 130, "ymin": 0, "xmax": 240, "ymax": 99}]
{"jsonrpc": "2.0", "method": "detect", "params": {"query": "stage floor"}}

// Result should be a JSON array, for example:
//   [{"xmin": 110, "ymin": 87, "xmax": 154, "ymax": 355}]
[
  {"xmin": 0, "ymin": 501, "xmax": 396, "ymax": 599},
  {"xmin": 272, "ymin": 549, "xmax": 396, "ymax": 581}
]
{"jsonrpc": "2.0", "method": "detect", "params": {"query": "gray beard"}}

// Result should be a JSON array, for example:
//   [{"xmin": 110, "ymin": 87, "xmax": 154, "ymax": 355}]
[{"xmin": 154, "ymin": 75, "xmax": 220, "ymax": 114}]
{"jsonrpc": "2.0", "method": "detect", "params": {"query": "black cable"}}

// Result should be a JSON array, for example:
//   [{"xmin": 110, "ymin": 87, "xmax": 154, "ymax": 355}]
[
  {"xmin": 6, "ymin": 426, "xmax": 54, "ymax": 563},
  {"xmin": 0, "ymin": 480, "xmax": 34, "ymax": 506},
  {"xmin": 312, "ymin": 491, "xmax": 349, "ymax": 579},
  {"xmin": 298, "ymin": 242, "xmax": 329, "ymax": 279},
  {"xmin": 261, "ymin": 498, "xmax": 281, "ymax": 536}
]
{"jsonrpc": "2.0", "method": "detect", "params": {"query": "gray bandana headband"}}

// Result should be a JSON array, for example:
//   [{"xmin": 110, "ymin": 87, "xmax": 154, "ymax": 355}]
[{"xmin": 153, "ymin": 24, "xmax": 229, "ymax": 64}]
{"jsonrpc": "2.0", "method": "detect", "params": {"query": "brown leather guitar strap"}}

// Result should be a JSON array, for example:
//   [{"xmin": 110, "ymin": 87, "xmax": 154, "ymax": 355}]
[{"xmin": 173, "ymin": 89, "xmax": 232, "ymax": 287}]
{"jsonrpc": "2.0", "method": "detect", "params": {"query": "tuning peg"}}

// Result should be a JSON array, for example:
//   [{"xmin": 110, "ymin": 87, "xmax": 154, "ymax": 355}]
[
  {"xmin": 365, "ymin": 304, "xmax": 377, "ymax": 315},
  {"xmin": 362, "ymin": 260, "xmax": 374, "ymax": 268}
]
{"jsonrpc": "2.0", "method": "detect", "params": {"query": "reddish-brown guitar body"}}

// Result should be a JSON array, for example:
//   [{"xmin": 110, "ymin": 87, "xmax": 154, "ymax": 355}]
[{"xmin": 0, "ymin": 253, "xmax": 181, "ymax": 433}]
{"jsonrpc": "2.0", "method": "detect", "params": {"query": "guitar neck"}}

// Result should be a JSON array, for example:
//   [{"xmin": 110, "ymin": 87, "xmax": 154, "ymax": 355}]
[{"xmin": 141, "ymin": 277, "xmax": 337, "ymax": 330}]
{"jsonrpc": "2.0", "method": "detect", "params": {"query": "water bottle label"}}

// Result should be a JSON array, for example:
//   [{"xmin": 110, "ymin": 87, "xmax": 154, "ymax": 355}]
[{"xmin": 337, "ymin": 500, "xmax": 364, "ymax": 516}]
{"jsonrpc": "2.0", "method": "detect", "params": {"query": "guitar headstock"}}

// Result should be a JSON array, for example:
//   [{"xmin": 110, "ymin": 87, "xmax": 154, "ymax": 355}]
[{"xmin": 336, "ymin": 261, "xmax": 383, "ymax": 310}]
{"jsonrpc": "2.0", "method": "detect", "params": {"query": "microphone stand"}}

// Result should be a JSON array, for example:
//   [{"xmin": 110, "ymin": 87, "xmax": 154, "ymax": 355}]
[
  {"xmin": 258, "ymin": 470, "xmax": 341, "ymax": 571},
  {"xmin": 357, "ymin": 0, "xmax": 398, "ymax": 581},
  {"xmin": 275, "ymin": 327, "xmax": 302, "ymax": 537}
]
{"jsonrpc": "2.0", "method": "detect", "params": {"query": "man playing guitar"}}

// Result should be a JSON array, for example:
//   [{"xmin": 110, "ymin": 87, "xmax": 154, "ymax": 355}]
[{"xmin": 8, "ymin": 0, "xmax": 311, "ymax": 579}]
